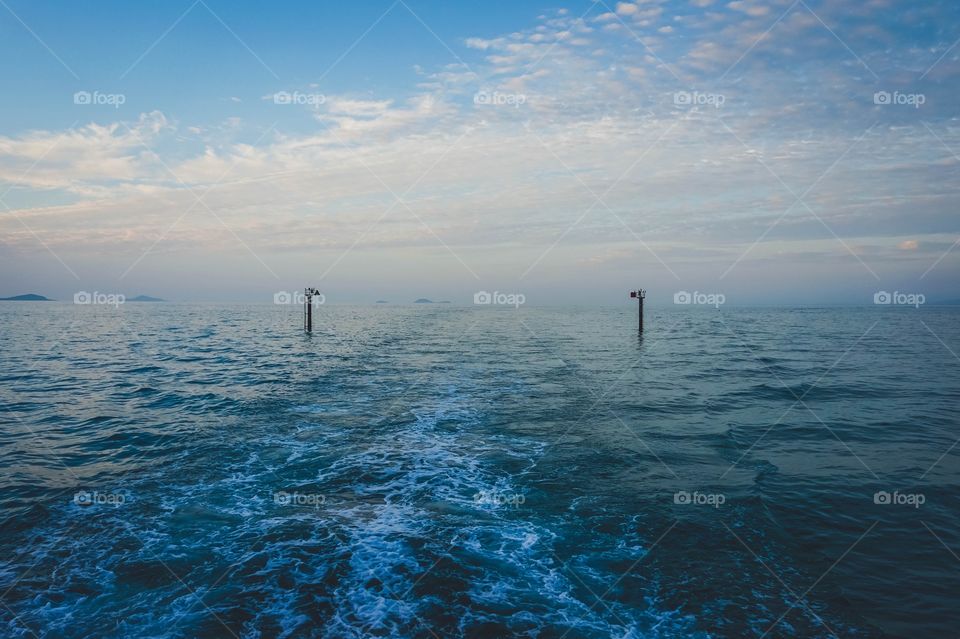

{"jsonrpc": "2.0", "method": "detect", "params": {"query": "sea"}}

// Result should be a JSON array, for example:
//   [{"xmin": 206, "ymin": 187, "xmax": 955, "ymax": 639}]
[{"xmin": 1, "ymin": 303, "xmax": 958, "ymax": 638}]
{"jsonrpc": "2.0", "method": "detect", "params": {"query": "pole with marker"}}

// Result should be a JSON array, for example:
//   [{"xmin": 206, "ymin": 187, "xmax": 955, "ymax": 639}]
[
  {"xmin": 630, "ymin": 289, "xmax": 646, "ymax": 333},
  {"xmin": 304, "ymin": 287, "xmax": 320, "ymax": 332}
]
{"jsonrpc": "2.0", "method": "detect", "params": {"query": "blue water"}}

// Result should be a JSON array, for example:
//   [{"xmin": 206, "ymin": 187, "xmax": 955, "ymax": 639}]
[{"xmin": 1, "ymin": 303, "xmax": 958, "ymax": 638}]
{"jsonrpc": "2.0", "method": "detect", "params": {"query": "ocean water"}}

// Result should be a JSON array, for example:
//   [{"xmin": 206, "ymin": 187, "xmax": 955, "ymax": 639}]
[{"xmin": 1, "ymin": 303, "xmax": 958, "ymax": 638}]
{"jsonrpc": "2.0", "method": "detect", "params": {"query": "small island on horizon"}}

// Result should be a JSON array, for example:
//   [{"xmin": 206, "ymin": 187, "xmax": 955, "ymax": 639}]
[
  {"xmin": 0, "ymin": 293, "xmax": 52, "ymax": 301},
  {"xmin": 0, "ymin": 293, "xmax": 167, "ymax": 302}
]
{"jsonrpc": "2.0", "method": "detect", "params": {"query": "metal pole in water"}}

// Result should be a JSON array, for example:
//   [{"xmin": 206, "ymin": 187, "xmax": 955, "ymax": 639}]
[
  {"xmin": 630, "ymin": 289, "xmax": 646, "ymax": 333},
  {"xmin": 639, "ymin": 289, "xmax": 644, "ymax": 333},
  {"xmin": 304, "ymin": 287, "xmax": 316, "ymax": 333}
]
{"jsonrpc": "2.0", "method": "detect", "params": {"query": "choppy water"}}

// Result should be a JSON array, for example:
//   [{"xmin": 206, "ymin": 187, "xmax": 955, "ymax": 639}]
[{"xmin": 1, "ymin": 303, "xmax": 958, "ymax": 638}]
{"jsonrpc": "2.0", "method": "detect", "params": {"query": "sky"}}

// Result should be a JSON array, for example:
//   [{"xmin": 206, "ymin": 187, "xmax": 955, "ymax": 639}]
[{"xmin": 0, "ymin": 0, "xmax": 958, "ymax": 305}]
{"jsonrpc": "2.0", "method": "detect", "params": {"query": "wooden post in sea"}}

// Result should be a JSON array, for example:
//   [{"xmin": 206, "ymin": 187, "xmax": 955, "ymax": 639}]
[{"xmin": 630, "ymin": 289, "xmax": 646, "ymax": 333}]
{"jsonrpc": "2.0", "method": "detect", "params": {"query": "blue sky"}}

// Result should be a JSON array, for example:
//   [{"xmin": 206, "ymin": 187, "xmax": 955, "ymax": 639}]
[
  {"xmin": 0, "ymin": 1, "xmax": 548, "ymax": 134},
  {"xmin": 0, "ymin": 0, "xmax": 958, "ymax": 304}
]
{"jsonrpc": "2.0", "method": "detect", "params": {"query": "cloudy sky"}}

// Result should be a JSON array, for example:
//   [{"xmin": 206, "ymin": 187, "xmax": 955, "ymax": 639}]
[{"xmin": 0, "ymin": 0, "xmax": 958, "ymax": 304}]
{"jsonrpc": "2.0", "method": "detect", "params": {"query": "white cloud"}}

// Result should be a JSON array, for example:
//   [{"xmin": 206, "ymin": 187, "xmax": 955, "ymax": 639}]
[
  {"xmin": 325, "ymin": 98, "xmax": 394, "ymax": 117},
  {"xmin": 1, "ymin": 0, "xmax": 957, "ymax": 297}
]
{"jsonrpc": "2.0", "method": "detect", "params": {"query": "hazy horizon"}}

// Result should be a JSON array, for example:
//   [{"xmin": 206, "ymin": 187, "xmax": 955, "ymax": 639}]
[{"xmin": 3, "ymin": 292, "xmax": 959, "ymax": 307}]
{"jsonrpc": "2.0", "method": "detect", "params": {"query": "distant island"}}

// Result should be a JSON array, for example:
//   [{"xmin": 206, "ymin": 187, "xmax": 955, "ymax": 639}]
[
  {"xmin": 375, "ymin": 300, "xmax": 388, "ymax": 304},
  {"xmin": 0, "ymin": 293, "xmax": 51, "ymax": 301},
  {"xmin": 414, "ymin": 298, "xmax": 433, "ymax": 304},
  {"xmin": 127, "ymin": 295, "xmax": 164, "ymax": 302}
]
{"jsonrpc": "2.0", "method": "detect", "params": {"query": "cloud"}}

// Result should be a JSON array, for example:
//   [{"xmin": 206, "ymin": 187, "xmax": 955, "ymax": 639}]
[
  {"xmin": 325, "ymin": 98, "xmax": 394, "ymax": 117},
  {"xmin": 465, "ymin": 37, "xmax": 494, "ymax": 50},
  {"xmin": 1, "ymin": 0, "xmax": 958, "ymax": 296},
  {"xmin": 726, "ymin": 1, "xmax": 770, "ymax": 17},
  {"xmin": 0, "ymin": 112, "xmax": 171, "ymax": 191}
]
